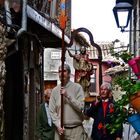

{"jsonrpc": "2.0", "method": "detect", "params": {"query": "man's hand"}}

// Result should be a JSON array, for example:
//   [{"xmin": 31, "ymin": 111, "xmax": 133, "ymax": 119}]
[
  {"xmin": 57, "ymin": 126, "xmax": 64, "ymax": 135},
  {"xmin": 94, "ymin": 96, "xmax": 100, "ymax": 105},
  {"xmin": 116, "ymin": 137, "xmax": 121, "ymax": 140},
  {"xmin": 60, "ymin": 87, "xmax": 68, "ymax": 97}
]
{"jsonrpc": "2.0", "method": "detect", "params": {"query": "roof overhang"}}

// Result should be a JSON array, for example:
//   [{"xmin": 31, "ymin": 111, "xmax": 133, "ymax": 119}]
[
  {"xmin": 26, "ymin": 5, "xmax": 70, "ymax": 44},
  {"xmin": 104, "ymin": 64, "xmax": 129, "ymax": 75}
]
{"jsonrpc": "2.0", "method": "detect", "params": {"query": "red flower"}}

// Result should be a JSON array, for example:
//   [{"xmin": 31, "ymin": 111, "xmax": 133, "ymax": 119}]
[
  {"xmin": 109, "ymin": 103, "xmax": 114, "ymax": 113},
  {"xmin": 110, "ymin": 107, "xmax": 114, "ymax": 113},
  {"xmin": 98, "ymin": 122, "xmax": 103, "ymax": 129}
]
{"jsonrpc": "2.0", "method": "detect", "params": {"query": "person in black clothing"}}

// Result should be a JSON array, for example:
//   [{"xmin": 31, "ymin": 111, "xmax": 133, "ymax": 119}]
[
  {"xmin": 84, "ymin": 82, "xmax": 122, "ymax": 140},
  {"xmin": 36, "ymin": 89, "xmax": 55, "ymax": 140}
]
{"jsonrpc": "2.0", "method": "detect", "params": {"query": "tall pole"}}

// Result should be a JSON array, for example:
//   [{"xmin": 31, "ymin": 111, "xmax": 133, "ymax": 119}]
[{"xmin": 59, "ymin": 0, "xmax": 67, "ymax": 140}]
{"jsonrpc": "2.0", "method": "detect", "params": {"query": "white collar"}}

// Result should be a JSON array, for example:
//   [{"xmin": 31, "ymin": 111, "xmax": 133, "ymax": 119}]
[
  {"xmin": 102, "ymin": 99, "xmax": 109, "ymax": 102},
  {"xmin": 45, "ymin": 102, "xmax": 49, "ymax": 107}
]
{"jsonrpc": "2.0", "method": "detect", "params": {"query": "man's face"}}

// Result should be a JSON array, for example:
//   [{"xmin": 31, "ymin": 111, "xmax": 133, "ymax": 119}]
[
  {"xmin": 44, "ymin": 90, "xmax": 52, "ymax": 103},
  {"xmin": 80, "ymin": 46, "xmax": 86, "ymax": 54},
  {"xmin": 44, "ymin": 93, "xmax": 51, "ymax": 103},
  {"xmin": 99, "ymin": 85, "xmax": 110, "ymax": 99},
  {"xmin": 58, "ymin": 67, "xmax": 70, "ymax": 82}
]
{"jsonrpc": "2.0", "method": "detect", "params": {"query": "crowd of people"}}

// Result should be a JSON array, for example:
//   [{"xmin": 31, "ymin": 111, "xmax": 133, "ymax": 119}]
[
  {"xmin": 36, "ymin": 63, "xmax": 125, "ymax": 140},
  {"xmin": 35, "ymin": 45, "xmax": 140, "ymax": 140}
]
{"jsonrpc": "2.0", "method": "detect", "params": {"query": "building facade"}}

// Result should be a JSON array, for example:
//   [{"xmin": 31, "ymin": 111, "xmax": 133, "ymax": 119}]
[
  {"xmin": 130, "ymin": 0, "xmax": 140, "ymax": 69},
  {"xmin": 0, "ymin": 0, "xmax": 71, "ymax": 140}
]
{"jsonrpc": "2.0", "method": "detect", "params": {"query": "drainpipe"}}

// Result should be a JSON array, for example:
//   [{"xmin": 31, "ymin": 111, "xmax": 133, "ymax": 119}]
[
  {"xmin": 4, "ymin": 0, "xmax": 12, "ymax": 32},
  {"xmin": 17, "ymin": 0, "xmax": 27, "ymax": 37}
]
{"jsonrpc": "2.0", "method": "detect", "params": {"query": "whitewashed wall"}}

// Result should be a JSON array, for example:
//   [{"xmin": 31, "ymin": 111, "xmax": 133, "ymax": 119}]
[{"xmin": 43, "ymin": 45, "xmax": 78, "ymax": 84}]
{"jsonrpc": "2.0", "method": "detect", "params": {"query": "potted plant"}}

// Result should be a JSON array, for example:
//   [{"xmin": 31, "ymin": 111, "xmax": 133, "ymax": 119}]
[
  {"xmin": 128, "ymin": 57, "xmax": 140, "ymax": 79},
  {"xmin": 113, "ymin": 76, "xmax": 140, "ymax": 111},
  {"xmin": 127, "ymin": 112, "xmax": 140, "ymax": 135},
  {"xmin": 106, "ymin": 75, "xmax": 140, "ymax": 134},
  {"xmin": 112, "ymin": 50, "xmax": 140, "ymax": 79},
  {"xmin": 107, "ymin": 50, "xmax": 140, "ymax": 134},
  {"xmin": 112, "ymin": 51, "xmax": 134, "ymax": 63}
]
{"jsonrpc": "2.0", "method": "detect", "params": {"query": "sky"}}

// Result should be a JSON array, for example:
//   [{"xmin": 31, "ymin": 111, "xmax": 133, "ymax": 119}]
[{"xmin": 71, "ymin": 0, "xmax": 129, "ymax": 45}]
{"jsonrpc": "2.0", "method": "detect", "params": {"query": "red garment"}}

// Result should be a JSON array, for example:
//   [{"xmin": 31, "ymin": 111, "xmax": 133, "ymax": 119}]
[{"xmin": 102, "ymin": 102, "xmax": 108, "ymax": 117}]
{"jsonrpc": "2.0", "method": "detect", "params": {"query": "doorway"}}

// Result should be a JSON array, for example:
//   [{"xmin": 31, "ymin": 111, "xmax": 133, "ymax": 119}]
[{"xmin": 3, "ymin": 51, "xmax": 23, "ymax": 140}]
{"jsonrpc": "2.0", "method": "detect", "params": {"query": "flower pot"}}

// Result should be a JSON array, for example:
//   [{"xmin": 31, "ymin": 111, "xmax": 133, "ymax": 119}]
[
  {"xmin": 128, "ymin": 57, "xmax": 140, "ymax": 79},
  {"xmin": 130, "ymin": 91, "xmax": 140, "ymax": 113},
  {"xmin": 127, "ymin": 114, "xmax": 140, "ymax": 135}
]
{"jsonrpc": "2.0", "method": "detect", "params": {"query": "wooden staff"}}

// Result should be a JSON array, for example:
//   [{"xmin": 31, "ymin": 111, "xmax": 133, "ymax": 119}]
[{"xmin": 59, "ymin": 0, "xmax": 67, "ymax": 139}]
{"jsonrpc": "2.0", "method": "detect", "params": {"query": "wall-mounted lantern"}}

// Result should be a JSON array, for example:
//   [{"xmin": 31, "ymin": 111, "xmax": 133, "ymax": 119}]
[{"xmin": 113, "ymin": 0, "xmax": 133, "ymax": 32}]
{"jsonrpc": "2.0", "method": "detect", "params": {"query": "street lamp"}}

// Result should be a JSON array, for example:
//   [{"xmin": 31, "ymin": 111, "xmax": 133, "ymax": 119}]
[{"xmin": 113, "ymin": 0, "xmax": 133, "ymax": 32}]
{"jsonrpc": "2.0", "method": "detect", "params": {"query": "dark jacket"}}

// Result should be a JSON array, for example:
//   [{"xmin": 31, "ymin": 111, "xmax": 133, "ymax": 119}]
[
  {"xmin": 36, "ymin": 102, "xmax": 55, "ymax": 140},
  {"xmin": 85, "ymin": 99, "xmax": 122, "ymax": 140}
]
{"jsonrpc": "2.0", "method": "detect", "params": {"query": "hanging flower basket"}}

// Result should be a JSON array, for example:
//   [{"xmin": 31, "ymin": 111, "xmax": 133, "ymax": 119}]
[
  {"xmin": 127, "ymin": 113, "xmax": 140, "ymax": 135},
  {"xmin": 128, "ymin": 57, "xmax": 140, "ymax": 79}
]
